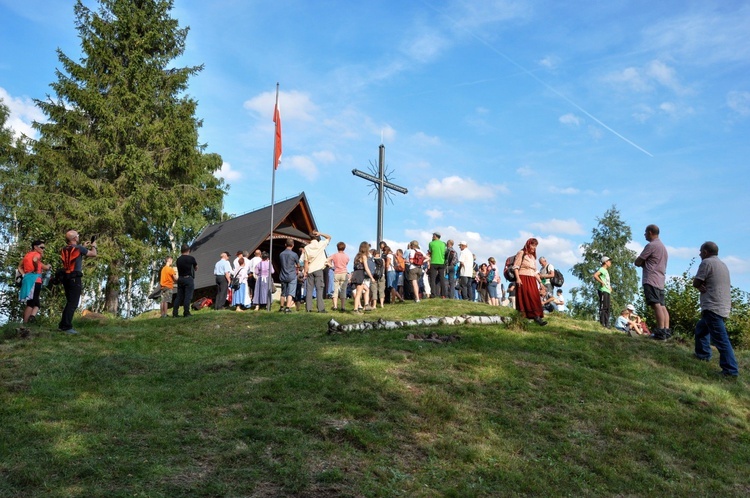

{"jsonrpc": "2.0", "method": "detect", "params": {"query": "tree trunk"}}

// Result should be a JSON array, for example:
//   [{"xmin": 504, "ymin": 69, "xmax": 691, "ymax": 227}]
[{"xmin": 105, "ymin": 263, "xmax": 120, "ymax": 315}]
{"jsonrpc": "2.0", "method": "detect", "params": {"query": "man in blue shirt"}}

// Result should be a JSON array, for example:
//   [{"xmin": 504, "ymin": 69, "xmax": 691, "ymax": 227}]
[{"xmin": 213, "ymin": 251, "xmax": 232, "ymax": 310}]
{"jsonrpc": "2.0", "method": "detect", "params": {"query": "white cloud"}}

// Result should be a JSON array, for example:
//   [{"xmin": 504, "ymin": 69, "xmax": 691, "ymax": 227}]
[
  {"xmin": 412, "ymin": 131, "xmax": 441, "ymax": 147},
  {"xmin": 516, "ymin": 165, "xmax": 534, "ymax": 176},
  {"xmin": 642, "ymin": 7, "xmax": 750, "ymax": 65},
  {"xmin": 531, "ymin": 218, "xmax": 585, "ymax": 235},
  {"xmin": 282, "ymin": 155, "xmax": 318, "ymax": 181},
  {"xmin": 415, "ymin": 176, "xmax": 508, "ymax": 201},
  {"xmin": 549, "ymin": 186, "xmax": 580, "ymax": 195},
  {"xmin": 605, "ymin": 66, "xmax": 650, "ymax": 92},
  {"xmin": 539, "ymin": 55, "xmax": 560, "ymax": 70},
  {"xmin": 215, "ymin": 161, "xmax": 241, "ymax": 182},
  {"xmin": 312, "ymin": 150, "xmax": 336, "ymax": 163},
  {"xmin": 425, "ymin": 209, "xmax": 443, "ymax": 220},
  {"xmin": 727, "ymin": 91, "xmax": 750, "ymax": 117},
  {"xmin": 401, "ymin": 28, "xmax": 449, "ymax": 64},
  {"xmin": 724, "ymin": 255, "xmax": 750, "ymax": 275},
  {"xmin": 559, "ymin": 113, "xmax": 581, "ymax": 127},
  {"xmin": 632, "ymin": 104, "xmax": 654, "ymax": 123},
  {"xmin": 0, "ymin": 87, "xmax": 44, "ymax": 139},
  {"xmin": 587, "ymin": 126, "xmax": 603, "ymax": 140},
  {"xmin": 243, "ymin": 90, "xmax": 317, "ymax": 122},
  {"xmin": 604, "ymin": 60, "xmax": 688, "ymax": 95},
  {"xmin": 659, "ymin": 101, "xmax": 694, "ymax": 117},
  {"xmin": 646, "ymin": 60, "xmax": 687, "ymax": 95}
]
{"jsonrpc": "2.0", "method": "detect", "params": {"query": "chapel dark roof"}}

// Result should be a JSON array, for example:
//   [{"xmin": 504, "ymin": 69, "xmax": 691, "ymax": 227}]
[{"xmin": 189, "ymin": 192, "xmax": 317, "ymax": 291}]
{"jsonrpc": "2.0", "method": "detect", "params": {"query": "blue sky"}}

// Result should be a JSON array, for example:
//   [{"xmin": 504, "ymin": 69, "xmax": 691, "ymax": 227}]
[{"xmin": 2, "ymin": 0, "xmax": 749, "ymax": 297}]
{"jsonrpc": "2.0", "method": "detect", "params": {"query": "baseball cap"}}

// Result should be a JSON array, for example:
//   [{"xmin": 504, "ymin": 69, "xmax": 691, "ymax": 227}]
[
  {"xmin": 601, "ymin": 256, "xmax": 611, "ymax": 263},
  {"xmin": 626, "ymin": 304, "xmax": 635, "ymax": 311},
  {"xmin": 459, "ymin": 241, "xmax": 467, "ymax": 246}
]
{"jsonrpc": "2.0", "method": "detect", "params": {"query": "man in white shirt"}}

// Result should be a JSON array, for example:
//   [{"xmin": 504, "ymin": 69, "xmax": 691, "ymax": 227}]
[
  {"xmin": 457, "ymin": 241, "xmax": 473, "ymax": 300},
  {"xmin": 304, "ymin": 230, "xmax": 331, "ymax": 312}
]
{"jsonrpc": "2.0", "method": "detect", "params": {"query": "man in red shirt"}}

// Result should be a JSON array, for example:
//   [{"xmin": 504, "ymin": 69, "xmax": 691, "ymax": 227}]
[{"xmin": 18, "ymin": 240, "xmax": 51, "ymax": 324}]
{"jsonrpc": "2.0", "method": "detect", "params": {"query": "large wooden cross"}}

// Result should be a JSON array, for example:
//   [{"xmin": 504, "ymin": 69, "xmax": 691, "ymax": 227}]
[{"xmin": 352, "ymin": 143, "xmax": 408, "ymax": 245}]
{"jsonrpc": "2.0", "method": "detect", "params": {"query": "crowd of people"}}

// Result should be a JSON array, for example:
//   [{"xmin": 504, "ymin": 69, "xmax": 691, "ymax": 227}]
[
  {"xmin": 180, "ymin": 232, "xmax": 566, "ymax": 322},
  {"xmin": 15, "ymin": 223, "xmax": 740, "ymax": 378}
]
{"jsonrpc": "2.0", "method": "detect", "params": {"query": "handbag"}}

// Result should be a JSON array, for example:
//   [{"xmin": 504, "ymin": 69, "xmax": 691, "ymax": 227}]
[{"xmin": 148, "ymin": 283, "xmax": 162, "ymax": 300}]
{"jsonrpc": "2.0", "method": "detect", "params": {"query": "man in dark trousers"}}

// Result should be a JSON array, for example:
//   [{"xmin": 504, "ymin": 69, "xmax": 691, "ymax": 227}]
[
  {"xmin": 58, "ymin": 230, "xmax": 97, "ymax": 334},
  {"xmin": 173, "ymin": 244, "xmax": 198, "ymax": 317}
]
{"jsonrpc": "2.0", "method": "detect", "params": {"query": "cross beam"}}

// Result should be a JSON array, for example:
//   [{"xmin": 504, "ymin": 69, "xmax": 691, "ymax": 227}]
[{"xmin": 352, "ymin": 144, "xmax": 408, "ymax": 245}]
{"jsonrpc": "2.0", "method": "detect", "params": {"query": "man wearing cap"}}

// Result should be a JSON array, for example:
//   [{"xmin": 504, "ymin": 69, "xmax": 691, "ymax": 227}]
[
  {"xmin": 594, "ymin": 256, "xmax": 612, "ymax": 328},
  {"xmin": 457, "ymin": 241, "xmax": 473, "ymax": 300},
  {"xmin": 693, "ymin": 241, "xmax": 739, "ymax": 377},
  {"xmin": 427, "ymin": 232, "xmax": 447, "ymax": 298},
  {"xmin": 635, "ymin": 224, "xmax": 671, "ymax": 340},
  {"xmin": 213, "ymin": 251, "xmax": 232, "ymax": 310}
]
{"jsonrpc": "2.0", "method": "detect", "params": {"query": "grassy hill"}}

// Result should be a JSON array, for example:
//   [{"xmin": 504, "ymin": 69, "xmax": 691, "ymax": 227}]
[{"xmin": 1, "ymin": 301, "xmax": 748, "ymax": 497}]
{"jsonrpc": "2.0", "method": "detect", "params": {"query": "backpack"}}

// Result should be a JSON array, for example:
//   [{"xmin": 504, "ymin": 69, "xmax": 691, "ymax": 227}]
[
  {"xmin": 394, "ymin": 253, "xmax": 405, "ymax": 272},
  {"xmin": 411, "ymin": 250, "xmax": 425, "ymax": 267},
  {"xmin": 373, "ymin": 258, "xmax": 384, "ymax": 280},
  {"xmin": 61, "ymin": 245, "xmax": 82, "ymax": 274},
  {"xmin": 191, "ymin": 297, "xmax": 213, "ymax": 310},
  {"xmin": 488, "ymin": 267, "xmax": 500, "ymax": 283},
  {"xmin": 503, "ymin": 252, "xmax": 522, "ymax": 282},
  {"xmin": 551, "ymin": 269, "xmax": 565, "ymax": 288},
  {"xmin": 446, "ymin": 248, "xmax": 458, "ymax": 267}
]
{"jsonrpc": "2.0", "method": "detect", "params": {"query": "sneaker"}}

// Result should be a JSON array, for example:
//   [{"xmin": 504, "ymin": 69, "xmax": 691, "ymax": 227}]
[
  {"xmin": 183, "ymin": 313, "xmax": 192, "ymax": 318},
  {"xmin": 694, "ymin": 353, "xmax": 710, "ymax": 362},
  {"xmin": 284, "ymin": 307, "xmax": 292, "ymax": 313},
  {"xmin": 59, "ymin": 328, "xmax": 78, "ymax": 335},
  {"xmin": 28, "ymin": 315, "xmax": 36, "ymax": 324},
  {"xmin": 318, "ymin": 309, "xmax": 328, "ymax": 313}
]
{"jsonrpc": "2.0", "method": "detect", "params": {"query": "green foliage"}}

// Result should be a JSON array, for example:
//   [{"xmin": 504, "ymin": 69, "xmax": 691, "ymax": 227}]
[
  {"xmin": 4, "ymin": 0, "xmax": 227, "ymax": 316},
  {"xmin": 727, "ymin": 287, "xmax": 750, "ymax": 349},
  {"xmin": 568, "ymin": 205, "xmax": 639, "ymax": 323}
]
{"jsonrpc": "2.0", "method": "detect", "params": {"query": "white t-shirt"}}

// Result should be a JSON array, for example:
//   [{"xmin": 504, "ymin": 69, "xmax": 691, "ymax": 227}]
[{"xmin": 458, "ymin": 249, "xmax": 473, "ymax": 277}]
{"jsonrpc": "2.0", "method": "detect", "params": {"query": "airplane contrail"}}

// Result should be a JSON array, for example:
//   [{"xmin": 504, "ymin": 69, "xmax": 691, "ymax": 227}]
[{"xmin": 424, "ymin": 2, "xmax": 654, "ymax": 157}]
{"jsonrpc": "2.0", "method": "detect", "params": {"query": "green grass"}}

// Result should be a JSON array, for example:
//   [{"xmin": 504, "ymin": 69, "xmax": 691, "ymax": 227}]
[{"xmin": 1, "ymin": 301, "xmax": 748, "ymax": 497}]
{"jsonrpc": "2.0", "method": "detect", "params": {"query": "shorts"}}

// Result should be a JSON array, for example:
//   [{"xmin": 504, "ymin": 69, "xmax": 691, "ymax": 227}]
[
  {"xmin": 406, "ymin": 266, "xmax": 422, "ymax": 281},
  {"xmin": 26, "ymin": 282, "xmax": 42, "ymax": 308},
  {"xmin": 160, "ymin": 287, "xmax": 174, "ymax": 304},
  {"xmin": 351, "ymin": 269, "xmax": 365, "ymax": 285},
  {"xmin": 643, "ymin": 284, "xmax": 665, "ymax": 306},
  {"xmin": 281, "ymin": 279, "xmax": 297, "ymax": 298}
]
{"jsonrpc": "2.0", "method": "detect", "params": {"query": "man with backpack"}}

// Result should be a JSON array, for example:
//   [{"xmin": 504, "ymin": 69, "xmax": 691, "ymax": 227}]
[
  {"xmin": 539, "ymin": 256, "xmax": 556, "ymax": 294},
  {"xmin": 58, "ymin": 230, "xmax": 97, "ymax": 334},
  {"xmin": 445, "ymin": 240, "xmax": 458, "ymax": 299}
]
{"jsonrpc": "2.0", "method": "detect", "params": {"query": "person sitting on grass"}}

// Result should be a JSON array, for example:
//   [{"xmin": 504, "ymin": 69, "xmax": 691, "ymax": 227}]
[{"xmin": 615, "ymin": 308, "xmax": 649, "ymax": 337}]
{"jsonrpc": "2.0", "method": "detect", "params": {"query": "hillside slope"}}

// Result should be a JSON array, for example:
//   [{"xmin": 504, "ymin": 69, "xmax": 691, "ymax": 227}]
[{"xmin": 1, "ymin": 301, "xmax": 748, "ymax": 497}]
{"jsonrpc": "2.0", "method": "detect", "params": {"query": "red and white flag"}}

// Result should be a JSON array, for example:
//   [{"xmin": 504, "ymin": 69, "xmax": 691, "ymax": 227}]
[{"xmin": 273, "ymin": 100, "xmax": 282, "ymax": 170}]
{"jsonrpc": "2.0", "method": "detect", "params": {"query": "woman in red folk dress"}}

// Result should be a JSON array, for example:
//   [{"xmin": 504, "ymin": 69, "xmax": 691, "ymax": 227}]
[{"xmin": 513, "ymin": 238, "xmax": 547, "ymax": 326}]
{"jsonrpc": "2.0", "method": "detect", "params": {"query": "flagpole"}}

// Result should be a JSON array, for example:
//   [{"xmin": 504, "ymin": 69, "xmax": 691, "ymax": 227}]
[{"xmin": 268, "ymin": 82, "xmax": 280, "ymax": 310}]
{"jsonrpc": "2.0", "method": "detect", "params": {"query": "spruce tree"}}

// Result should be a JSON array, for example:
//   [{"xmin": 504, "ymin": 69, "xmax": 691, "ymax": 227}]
[
  {"xmin": 29, "ymin": 0, "xmax": 225, "ymax": 313},
  {"xmin": 569, "ymin": 205, "xmax": 639, "ymax": 322}
]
